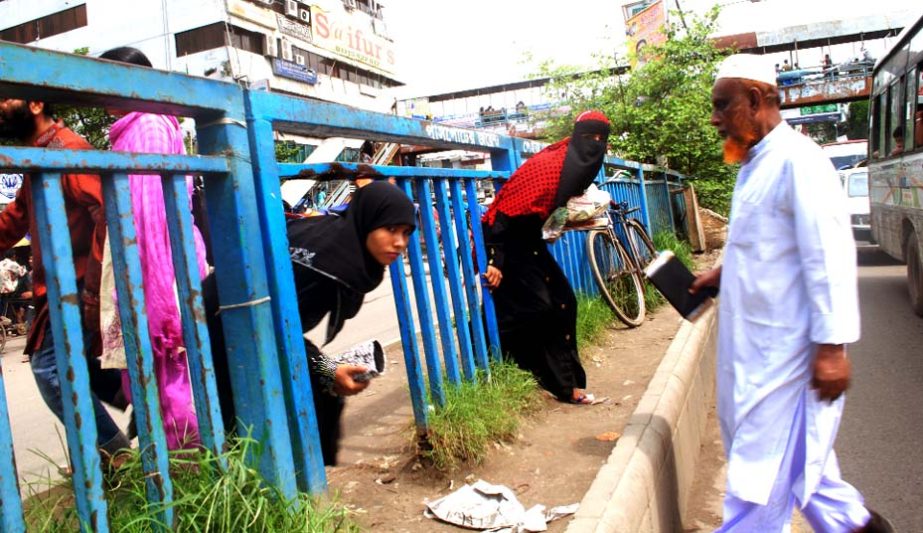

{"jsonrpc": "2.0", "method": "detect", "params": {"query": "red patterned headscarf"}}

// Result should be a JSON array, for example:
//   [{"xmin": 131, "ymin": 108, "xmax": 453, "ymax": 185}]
[{"xmin": 484, "ymin": 110, "xmax": 610, "ymax": 226}]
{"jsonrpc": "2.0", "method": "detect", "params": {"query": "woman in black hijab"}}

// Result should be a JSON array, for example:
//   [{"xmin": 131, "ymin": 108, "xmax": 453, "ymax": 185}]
[{"xmin": 205, "ymin": 181, "xmax": 416, "ymax": 465}]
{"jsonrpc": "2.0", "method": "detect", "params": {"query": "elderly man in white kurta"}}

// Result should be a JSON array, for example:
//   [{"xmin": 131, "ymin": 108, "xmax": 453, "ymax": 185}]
[{"xmin": 691, "ymin": 54, "xmax": 893, "ymax": 532}]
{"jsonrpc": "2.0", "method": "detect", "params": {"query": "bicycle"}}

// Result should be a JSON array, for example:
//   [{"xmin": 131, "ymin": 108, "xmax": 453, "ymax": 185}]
[{"xmin": 585, "ymin": 201, "xmax": 657, "ymax": 327}]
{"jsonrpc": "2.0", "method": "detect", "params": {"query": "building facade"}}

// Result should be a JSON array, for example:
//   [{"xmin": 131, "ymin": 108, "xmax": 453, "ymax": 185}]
[{"xmin": 0, "ymin": 0, "xmax": 402, "ymax": 111}]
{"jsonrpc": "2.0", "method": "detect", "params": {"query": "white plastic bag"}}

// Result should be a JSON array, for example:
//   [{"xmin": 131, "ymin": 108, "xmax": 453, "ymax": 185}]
[{"xmin": 565, "ymin": 184, "xmax": 610, "ymax": 223}]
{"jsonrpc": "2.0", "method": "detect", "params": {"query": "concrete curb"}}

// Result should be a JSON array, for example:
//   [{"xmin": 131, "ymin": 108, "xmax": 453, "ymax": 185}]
[{"xmin": 566, "ymin": 303, "xmax": 719, "ymax": 533}]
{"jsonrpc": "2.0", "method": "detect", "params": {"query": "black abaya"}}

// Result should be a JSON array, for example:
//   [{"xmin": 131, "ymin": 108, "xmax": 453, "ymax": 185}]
[{"xmin": 484, "ymin": 213, "xmax": 586, "ymax": 401}]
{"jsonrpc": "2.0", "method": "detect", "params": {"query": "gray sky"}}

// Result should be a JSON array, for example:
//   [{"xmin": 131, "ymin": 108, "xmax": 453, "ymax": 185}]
[{"xmin": 385, "ymin": 0, "xmax": 920, "ymax": 97}]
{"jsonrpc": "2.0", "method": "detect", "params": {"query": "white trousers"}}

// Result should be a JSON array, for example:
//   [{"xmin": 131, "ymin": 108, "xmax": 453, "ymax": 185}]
[{"xmin": 717, "ymin": 402, "xmax": 870, "ymax": 532}]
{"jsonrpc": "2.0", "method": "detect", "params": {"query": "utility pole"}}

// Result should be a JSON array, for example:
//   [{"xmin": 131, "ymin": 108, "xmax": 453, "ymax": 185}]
[{"xmin": 673, "ymin": 0, "xmax": 690, "ymax": 32}]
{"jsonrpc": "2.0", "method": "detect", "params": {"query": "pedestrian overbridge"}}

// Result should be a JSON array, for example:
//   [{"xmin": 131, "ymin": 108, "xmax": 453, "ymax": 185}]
[
  {"xmin": 0, "ymin": 40, "xmax": 689, "ymax": 530},
  {"xmin": 778, "ymin": 69, "xmax": 872, "ymax": 109}
]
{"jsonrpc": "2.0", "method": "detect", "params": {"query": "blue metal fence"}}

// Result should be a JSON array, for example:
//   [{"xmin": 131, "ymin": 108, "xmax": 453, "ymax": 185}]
[{"xmin": 0, "ymin": 41, "xmax": 687, "ymax": 529}]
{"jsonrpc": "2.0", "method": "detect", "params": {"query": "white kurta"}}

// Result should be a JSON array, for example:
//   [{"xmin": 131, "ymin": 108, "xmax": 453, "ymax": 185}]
[{"xmin": 718, "ymin": 122, "xmax": 860, "ymax": 507}]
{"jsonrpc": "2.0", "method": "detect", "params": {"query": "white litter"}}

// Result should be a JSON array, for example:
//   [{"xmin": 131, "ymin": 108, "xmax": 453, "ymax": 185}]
[{"xmin": 423, "ymin": 479, "xmax": 578, "ymax": 532}]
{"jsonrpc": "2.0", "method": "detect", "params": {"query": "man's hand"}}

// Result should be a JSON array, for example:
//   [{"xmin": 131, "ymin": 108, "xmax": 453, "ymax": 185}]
[
  {"xmin": 689, "ymin": 266, "xmax": 721, "ymax": 295},
  {"xmin": 484, "ymin": 265, "xmax": 503, "ymax": 289},
  {"xmin": 812, "ymin": 344, "xmax": 851, "ymax": 402},
  {"xmin": 332, "ymin": 365, "xmax": 372, "ymax": 396}
]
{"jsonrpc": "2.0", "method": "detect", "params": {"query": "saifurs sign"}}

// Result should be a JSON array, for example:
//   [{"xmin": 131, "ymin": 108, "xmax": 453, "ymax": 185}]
[{"xmin": 311, "ymin": 7, "xmax": 395, "ymax": 75}]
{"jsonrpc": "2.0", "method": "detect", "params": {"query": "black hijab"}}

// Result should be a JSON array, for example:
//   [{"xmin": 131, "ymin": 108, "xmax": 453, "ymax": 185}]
[
  {"xmin": 553, "ymin": 111, "xmax": 611, "ymax": 208},
  {"xmin": 287, "ymin": 181, "xmax": 417, "ymax": 294},
  {"xmin": 287, "ymin": 181, "xmax": 416, "ymax": 343}
]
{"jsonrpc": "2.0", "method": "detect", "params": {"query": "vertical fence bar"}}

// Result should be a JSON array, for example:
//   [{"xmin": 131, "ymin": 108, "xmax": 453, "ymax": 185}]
[
  {"xmin": 450, "ymin": 180, "xmax": 488, "ymax": 371},
  {"xmin": 387, "ymin": 260, "xmax": 429, "ymax": 430},
  {"xmin": 103, "ymin": 173, "xmax": 174, "ymax": 527},
  {"xmin": 465, "ymin": 179, "xmax": 501, "ymax": 358},
  {"xmin": 32, "ymin": 172, "xmax": 109, "ymax": 532},
  {"xmin": 197, "ymin": 117, "xmax": 297, "ymax": 498},
  {"xmin": 245, "ymin": 111, "xmax": 326, "ymax": 493},
  {"xmin": 433, "ymin": 179, "xmax": 476, "ymax": 380},
  {"xmin": 415, "ymin": 179, "xmax": 461, "ymax": 385},
  {"xmin": 398, "ymin": 178, "xmax": 446, "ymax": 406},
  {"xmin": 0, "ymin": 357, "xmax": 24, "ymax": 533},
  {"xmin": 161, "ymin": 174, "xmax": 226, "ymax": 462},
  {"xmin": 636, "ymin": 167, "xmax": 653, "ymax": 236},
  {"xmin": 662, "ymin": 171, "xmax": 675, "ymax": 233}
]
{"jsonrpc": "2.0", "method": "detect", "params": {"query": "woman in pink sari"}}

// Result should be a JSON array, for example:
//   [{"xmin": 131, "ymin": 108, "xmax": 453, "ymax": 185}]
[{"xmin": 100, "ymin": 47, "xmax": 209, "ymax": 449}]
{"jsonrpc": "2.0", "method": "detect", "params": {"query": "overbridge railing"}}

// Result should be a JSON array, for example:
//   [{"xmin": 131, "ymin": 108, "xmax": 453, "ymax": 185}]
[{"xmin": 0, "ymin": 41, "xmax": 690, "ymax": 530}]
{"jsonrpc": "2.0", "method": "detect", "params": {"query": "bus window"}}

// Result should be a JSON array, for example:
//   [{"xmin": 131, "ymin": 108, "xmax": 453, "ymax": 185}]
[
  {"xmin": 907, "ymin": 68, "xmax": 917, "ymax": 151},
  {"xmin": 916, "ymin": 67, "xmax": 923, "ymax": 149},
  {"xmin": 889, "ymin": 80, "xmax": 904, "ymax": 156},
  {"xmin": 872, "ymin": 94, "xmax": 884, "ymax": 159}
]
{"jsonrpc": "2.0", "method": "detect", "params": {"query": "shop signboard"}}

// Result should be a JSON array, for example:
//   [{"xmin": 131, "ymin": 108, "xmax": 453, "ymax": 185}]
[
  {"xmin": 310, "ymin": 6, "xmax": 395, "ymax": 75},
  {"xmin": 272, "ymin": 58, "xmax": 318, "ymax": 85}
]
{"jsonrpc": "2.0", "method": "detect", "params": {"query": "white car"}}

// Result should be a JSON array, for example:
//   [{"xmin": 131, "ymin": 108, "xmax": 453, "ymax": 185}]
[{"xmin": 839, "ymin": 167, "xmax": 871, "ymax": 242}]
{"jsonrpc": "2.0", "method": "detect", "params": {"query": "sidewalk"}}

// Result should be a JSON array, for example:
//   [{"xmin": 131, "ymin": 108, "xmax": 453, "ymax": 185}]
[{"xmin": 326, "ymin": 302, "xmax": 689, "ymax": 532}]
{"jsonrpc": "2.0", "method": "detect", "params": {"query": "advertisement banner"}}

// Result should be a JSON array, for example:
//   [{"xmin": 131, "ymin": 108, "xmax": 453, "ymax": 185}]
[
  {"xmin": 310, "ymin": 6, "xmax": 395, "ymax": 75},
  {"xmin": 625, "ymin": 0, "xmax": 666, "ymax": 67}
]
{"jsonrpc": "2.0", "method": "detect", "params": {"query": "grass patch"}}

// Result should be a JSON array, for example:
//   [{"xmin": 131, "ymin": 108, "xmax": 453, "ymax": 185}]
[
  {"xmin": 24, "ymin": 438, "xmax": 359, "ymax": 532},
  {"xmin": 421, "ymin": 359, "xmax": 542, "ymax": 471},
  {"xmin": 644, "ymin": 231, "xmax": 695, "ymax": 311},
  {"xmin": 576, "ymin": 293, "xmax": 616, "ymax": 349}
]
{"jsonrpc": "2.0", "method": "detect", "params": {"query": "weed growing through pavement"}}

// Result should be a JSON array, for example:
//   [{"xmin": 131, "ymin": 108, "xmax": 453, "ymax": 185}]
[
  {"xmin": 23, "ymin": 436, "xmax": 359, "ymax": 532},
  {"xmin": 576, "ymin": 293, "xmax": 616, "ymax": 350},
  {"xmin": 420, "ymin": 359, "xmax": 541, "ymax": 471}
]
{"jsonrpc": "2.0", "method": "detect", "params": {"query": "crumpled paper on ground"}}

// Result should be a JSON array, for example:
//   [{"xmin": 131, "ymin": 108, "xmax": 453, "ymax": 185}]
[{"xmin": 424, "ymin": 479, "xmax": 579, "ymax": 532}]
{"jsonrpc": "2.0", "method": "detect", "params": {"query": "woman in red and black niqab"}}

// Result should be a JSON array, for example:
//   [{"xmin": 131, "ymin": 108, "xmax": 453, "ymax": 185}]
[{"xmin": 482, "ymin": 111, "xmax": 610, "ymax": 404}]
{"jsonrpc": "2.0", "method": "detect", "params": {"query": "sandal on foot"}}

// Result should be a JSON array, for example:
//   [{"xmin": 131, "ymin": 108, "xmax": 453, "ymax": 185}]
[{"xmin": 570, "ymin": 393, "xmax": 596, "ymax": 405}]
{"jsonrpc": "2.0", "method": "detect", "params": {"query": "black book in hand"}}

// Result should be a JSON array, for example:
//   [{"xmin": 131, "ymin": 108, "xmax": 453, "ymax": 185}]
[{"xmin": 643, "ymin": 251, "xmax": 717, "ymax": 321}]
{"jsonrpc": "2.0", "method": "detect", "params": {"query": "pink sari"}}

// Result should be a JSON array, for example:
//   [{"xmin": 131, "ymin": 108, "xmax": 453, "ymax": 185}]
[{"xmin": 109, "ymin": 112, "xmax": 209, "ymax": 449}]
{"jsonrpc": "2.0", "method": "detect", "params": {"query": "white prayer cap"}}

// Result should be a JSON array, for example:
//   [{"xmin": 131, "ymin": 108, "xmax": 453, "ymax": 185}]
[{"xmin": 715, "ymin": 54, "xmax": 777, "ymax": 87}]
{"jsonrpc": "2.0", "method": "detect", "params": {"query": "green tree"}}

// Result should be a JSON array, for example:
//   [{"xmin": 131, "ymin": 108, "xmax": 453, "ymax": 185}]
[
  {"xmin": 53, "ymin": 48, "xmax": 116, "ymax": 150},
  {"xmin": 535, "ymin": 7, "xmax": 737, "ymax": 214},
  {"xmin": 843, "ymin": 100, "xmax": 869, "ymax": 141}
]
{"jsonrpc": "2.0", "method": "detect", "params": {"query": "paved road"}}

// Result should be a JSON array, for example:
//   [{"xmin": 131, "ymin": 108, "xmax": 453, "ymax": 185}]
[
  {"xmin": 837, "ymin": 248, "xmax": 923, "ymax": 531},
  {"xmin": 686, "ymin": 247, "xmax": 922, "ymax": 531}
]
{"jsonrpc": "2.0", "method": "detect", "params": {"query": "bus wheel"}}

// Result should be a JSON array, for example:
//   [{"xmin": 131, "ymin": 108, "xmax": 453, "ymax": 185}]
[{"xmin": 907, "ymin": 236, "xmax": 923, "ymax": 317}]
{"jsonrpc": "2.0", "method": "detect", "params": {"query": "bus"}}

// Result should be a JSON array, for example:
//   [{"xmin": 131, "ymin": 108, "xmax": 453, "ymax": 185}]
[{"xmin": 868, "ymin": 11, "xmax": 923, "ymax": 316}]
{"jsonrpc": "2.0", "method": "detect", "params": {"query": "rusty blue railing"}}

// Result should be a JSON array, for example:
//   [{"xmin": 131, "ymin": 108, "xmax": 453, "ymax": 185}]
[{"xmin": 0, "ymin": 41, "xmax": 686, "ymax": 530}]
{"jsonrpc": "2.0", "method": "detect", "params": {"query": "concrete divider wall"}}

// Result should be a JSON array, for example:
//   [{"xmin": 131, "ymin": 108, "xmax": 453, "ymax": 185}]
[{"xmin": 567, "ymin": 303, "xmax": 719, "ymax": 533}]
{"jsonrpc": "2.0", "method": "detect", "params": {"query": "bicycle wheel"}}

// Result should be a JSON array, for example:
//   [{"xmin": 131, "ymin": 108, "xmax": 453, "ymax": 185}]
[
  {"xmin": 587, "ymin": 229, "xmax": 646, "ymax": 327},
  {"xmin": 625, "ymin": 218, "xmax": 658, "ymax": 269}
]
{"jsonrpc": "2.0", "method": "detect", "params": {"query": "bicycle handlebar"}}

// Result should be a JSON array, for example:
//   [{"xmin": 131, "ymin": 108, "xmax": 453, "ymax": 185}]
[{"xmin": 609, "ymin": 200, "xmax": 641, "ymax": 216}]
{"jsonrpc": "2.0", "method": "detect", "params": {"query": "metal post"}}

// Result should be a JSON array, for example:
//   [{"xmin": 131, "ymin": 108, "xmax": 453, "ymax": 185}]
[
  {"xmin": 464, "ymin": 179, "xmax": 501, "ymax": 359},
  {"xmin": 161, "ymin": 173, "xmax": 226, "ymax": 462},
  {"xmin": 387, "ymin": 259, "xmax": 429, "ymax": 430},
  {"xmin": 398, "ymin": 178, "xmax": 446, "ymax": 406},
  {"xmin": 416, "ymin": 179, "xmax": 461, "ymax": 385},
  {"xmin": 33, "ymin": 173, "xmax": 109, "ymax": 532},
  {"xmin": 243, "ymin": 110, "xmax": 326, "ymax": 493},
  {"xmin": 450, "ymin": 180, "xmax": 489, "ymax": 371},
  {"xmin": 636, "ymin": 166, "xmax": 653, "ymax": 236},
  {"xmin": 197, "ymin": 116, "xmax": 297, "ymax": 498},
  {"xmin": 0, "ymin": 357, "xmax": 24, "ymax": 533},
  {"xmin": 433, "ymin": 178, "xmax": 476, "ymax": 380},
  {"xmin": 103, "ymin": 173, "xmax": 174, "ymax": 528}
]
